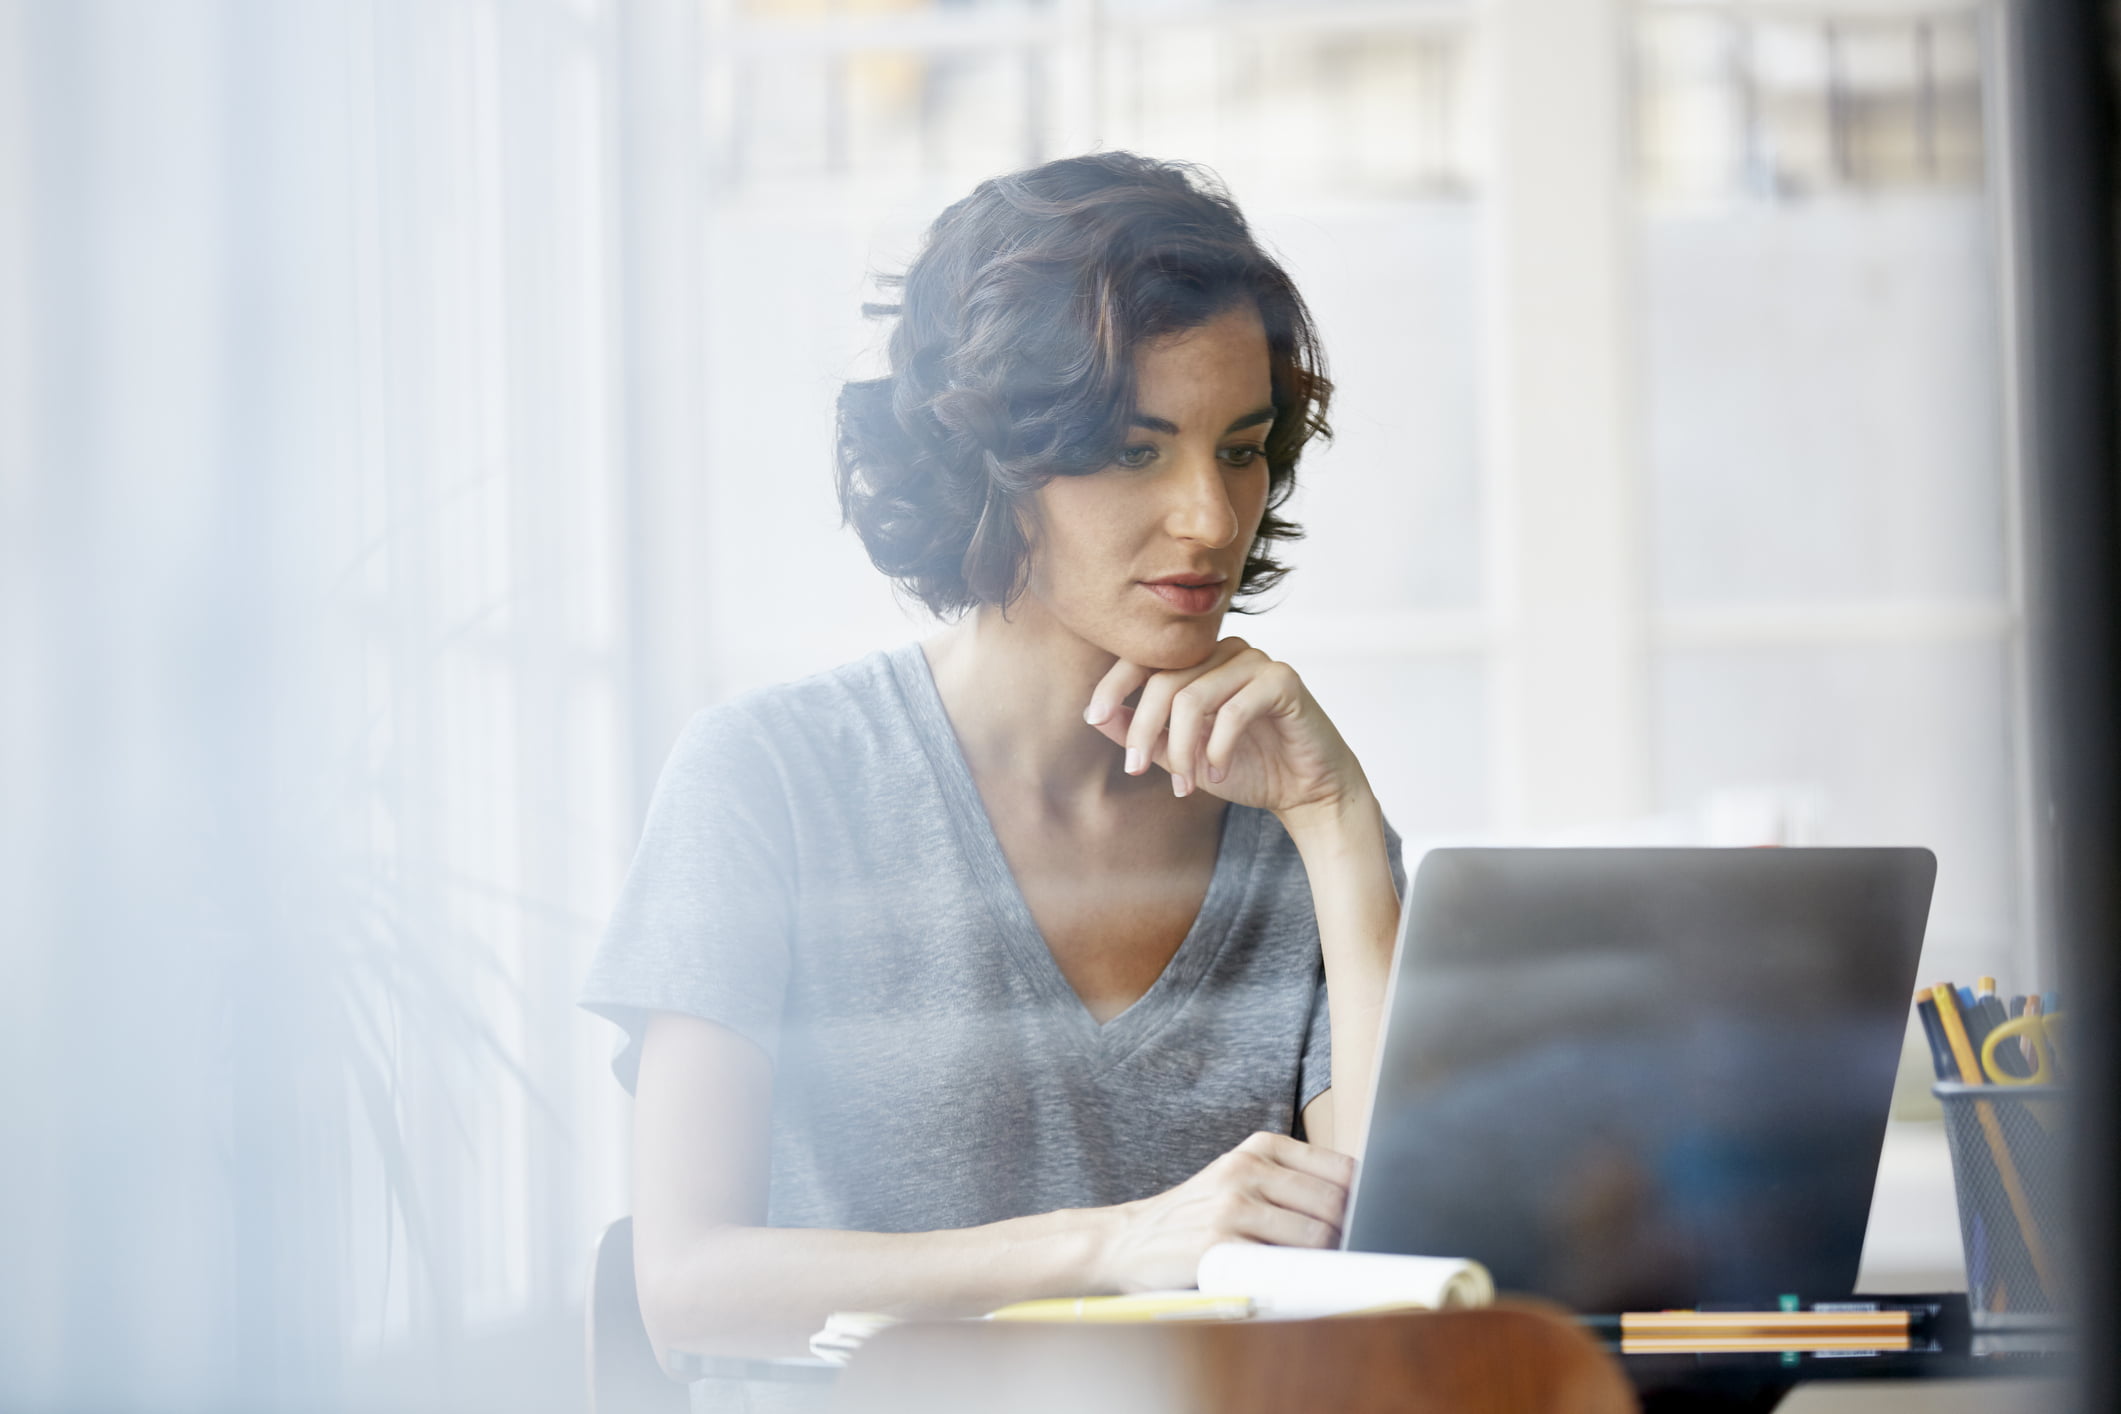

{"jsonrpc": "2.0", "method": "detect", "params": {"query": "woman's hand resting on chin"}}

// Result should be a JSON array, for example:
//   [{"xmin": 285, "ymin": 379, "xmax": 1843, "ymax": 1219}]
[
  {"xmin": 1082, "ymin": 637, "xmax": 1368, "ymax": 823},
  {"xmin": 1093, "ymin": 1132, "xmax": 1353, "ymax": 1293}
]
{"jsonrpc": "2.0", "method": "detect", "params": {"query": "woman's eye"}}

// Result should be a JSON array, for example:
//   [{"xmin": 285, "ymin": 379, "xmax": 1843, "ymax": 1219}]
[
  {"xmin": 1220, "ymin": 445, "xmax": 1265, "ymax": 467},
  {"xmin": 1116, "ymin": 445, "xmax": 1158, "ymax": 469}
]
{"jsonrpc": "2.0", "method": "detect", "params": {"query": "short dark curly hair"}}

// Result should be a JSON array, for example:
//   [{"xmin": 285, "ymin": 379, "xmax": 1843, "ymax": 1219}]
[{"xmin": 835, "ymin": 152, "xmax": 1332, "ymax": 617}]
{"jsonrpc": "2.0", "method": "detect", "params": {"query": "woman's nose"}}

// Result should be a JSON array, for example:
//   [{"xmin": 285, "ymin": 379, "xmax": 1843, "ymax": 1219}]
[{"xmin": 1164, "ymin": 453, "xmax": 1239, "ymax": 548}]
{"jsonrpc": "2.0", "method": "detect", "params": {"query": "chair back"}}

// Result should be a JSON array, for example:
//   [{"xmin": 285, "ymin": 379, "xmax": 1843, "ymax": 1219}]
[{"xmin": 586, "ymin": 1217, "xmax": 688, "ymax": 1414}]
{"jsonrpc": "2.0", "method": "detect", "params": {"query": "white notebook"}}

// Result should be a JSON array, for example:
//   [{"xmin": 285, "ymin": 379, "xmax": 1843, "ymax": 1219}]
[{"xmin": 1194, "ymin": 1242, "xmax": 1494, "ymax": 1318}]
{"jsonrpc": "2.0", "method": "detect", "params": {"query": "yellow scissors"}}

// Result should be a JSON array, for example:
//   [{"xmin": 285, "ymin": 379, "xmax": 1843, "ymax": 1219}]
[{"xmin": 1981, "ymin": 1009, "xmax": 2068, "ymax": 1086}]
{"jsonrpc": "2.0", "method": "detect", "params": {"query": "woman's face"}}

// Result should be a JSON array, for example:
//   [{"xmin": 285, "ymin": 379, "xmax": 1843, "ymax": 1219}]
[{"xmin": 1022, "ymin": 302, "xmax": 1275, "ymax": 672}]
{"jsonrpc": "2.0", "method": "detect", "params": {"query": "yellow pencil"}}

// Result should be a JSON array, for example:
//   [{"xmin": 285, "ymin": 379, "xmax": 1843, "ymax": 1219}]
[
  {"xmin": 1618, "ymin": 1310, "xmax": 1908, "ymax": 1337},
  {"xmin": 1930, "ymin": 983, "xmax": 1984, "ymax": 1082},
  {"xmin": 986, "ymin": 1293, "xmax": 1255, "ymax": 1323}
]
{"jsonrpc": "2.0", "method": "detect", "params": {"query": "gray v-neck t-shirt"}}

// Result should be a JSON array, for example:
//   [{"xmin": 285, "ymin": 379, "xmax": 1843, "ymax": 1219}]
[{"xmin": 580, "ymin": 642, "xmax": 1403, "ymax": 1234}]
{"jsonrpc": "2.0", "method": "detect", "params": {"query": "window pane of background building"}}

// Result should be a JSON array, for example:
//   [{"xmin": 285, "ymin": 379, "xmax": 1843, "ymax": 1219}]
[{"xmin": 1636, "ymin": 1, "xmax": 2028, "ymax": 1044}]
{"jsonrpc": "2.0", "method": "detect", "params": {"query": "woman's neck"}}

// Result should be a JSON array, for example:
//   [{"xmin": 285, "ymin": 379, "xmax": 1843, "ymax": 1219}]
[{"xmin": 922, "ymin": 603, "xmax": 1140, "ymax": 810}]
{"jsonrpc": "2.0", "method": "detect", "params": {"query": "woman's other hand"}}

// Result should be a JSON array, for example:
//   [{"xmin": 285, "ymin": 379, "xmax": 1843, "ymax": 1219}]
[
  {"xmin": 1082, "ymin": 638, "xmax": 1366, "ymax": 823},
  {"xmin": 1093, "ymin": 1131, "xmax": 1353, "ymax": 1293}
]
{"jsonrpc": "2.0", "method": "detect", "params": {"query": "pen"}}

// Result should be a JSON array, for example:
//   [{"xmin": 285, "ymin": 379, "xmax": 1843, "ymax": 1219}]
[
  {"xmin": 1915, "ymin": 995, "xmax": 1954, "ymax": 1082},
  {"xmin": 1962, "ymin": 993, "xmax": 2000, "ymax": 1062},
  {"xmin": 2021, "ymin": 994, "xmax": 2049, "ymax": 1077},
  {"xmin": 2025, "ymin": 995, "xmax": 2068, "ymax": 1082}
]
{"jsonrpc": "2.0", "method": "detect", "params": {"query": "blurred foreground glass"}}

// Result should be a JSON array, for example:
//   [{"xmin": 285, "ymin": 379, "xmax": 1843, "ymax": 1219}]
[
  {"xmin": 0, "ymin": 0, "xmax": 2057, "ymax": 1407},
  {"xmin": 2, "ymin": 1, "xmax": 634, "ymax": 1408}
]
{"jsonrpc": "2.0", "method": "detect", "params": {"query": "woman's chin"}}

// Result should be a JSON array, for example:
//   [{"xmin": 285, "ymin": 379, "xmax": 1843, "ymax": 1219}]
[{"xmin": 1112, "ymin": 619, "xmax": 1225, "ymax": 672}]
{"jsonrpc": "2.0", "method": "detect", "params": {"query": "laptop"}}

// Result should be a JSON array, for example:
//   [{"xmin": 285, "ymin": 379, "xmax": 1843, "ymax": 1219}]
[{"xmin": 1342, "ymin": 847, "xmax": 1936, "ymax": 1310}]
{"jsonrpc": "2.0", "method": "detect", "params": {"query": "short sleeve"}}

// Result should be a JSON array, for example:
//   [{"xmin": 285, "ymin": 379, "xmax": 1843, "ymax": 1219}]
[
  {"xmin": 1296, "ymin": 816, "xmax": 1409, "ymax": 1113},
  {"xmin": 578, "ymin": 705, "xmax": 796, "ymax": 1091}
]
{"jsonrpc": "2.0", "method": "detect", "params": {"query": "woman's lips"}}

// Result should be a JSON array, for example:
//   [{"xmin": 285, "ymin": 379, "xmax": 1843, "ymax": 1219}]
[{"xmin": 1141, "ymin": 579, "xmax": 1224, "ymax": 615}]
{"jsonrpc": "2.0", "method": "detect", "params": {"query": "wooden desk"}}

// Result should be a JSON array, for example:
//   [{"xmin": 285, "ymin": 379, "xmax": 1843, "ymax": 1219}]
[{"xmin": 830, "ymin": 1305, "xmax": 1635, "ymax": 1414}]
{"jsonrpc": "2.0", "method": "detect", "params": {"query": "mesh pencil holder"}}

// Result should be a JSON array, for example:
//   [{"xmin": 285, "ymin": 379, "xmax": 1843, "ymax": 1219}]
[{"xmin": 1933, "ymin": 1081, "xmax": 2070, "ymax": 1327}]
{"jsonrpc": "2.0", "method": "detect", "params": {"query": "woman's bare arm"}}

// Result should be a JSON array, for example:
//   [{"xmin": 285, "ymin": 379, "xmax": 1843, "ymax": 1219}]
[
  {"xmin": 1282, "ymin": 785, "xmax": 1400, "ymax": 1156},
  {"xmin": 632, "ymin": 1011, "xmax": 1354, "ymax": 1361}
]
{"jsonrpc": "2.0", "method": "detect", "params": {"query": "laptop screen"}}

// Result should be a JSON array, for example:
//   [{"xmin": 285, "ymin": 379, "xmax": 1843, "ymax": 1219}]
[{"xmin": 1342, "ymin": 847, "xmax": 1935, "ymax": 1311}]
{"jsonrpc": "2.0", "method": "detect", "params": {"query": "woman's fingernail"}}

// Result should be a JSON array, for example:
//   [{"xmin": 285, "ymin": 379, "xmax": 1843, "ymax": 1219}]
[
  {"xmin": 1172, "ymin": 773, "xmax": 1191, "ymax": 798},
  {"xmin": 1084, "ymin": 703, "xmax": 1108, "ymax": 726},
  {"xmin": 1125, "ymin": 747, "xmax": 1144, "ymax": 775},
  {"xmin": 1207, "ymin": 763, "xmax": 1225, "ymax": 784}
]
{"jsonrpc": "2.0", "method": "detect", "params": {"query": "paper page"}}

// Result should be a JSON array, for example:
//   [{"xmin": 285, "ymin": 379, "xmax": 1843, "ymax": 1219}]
[{"xmin": 1195, "ymin": 1243, "xmax": 1494, "ymax": 1317}]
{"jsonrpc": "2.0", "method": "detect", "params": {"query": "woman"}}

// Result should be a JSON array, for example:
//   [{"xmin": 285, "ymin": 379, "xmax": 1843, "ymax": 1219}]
[{"xmin": 581, "ymin": 152, "xmax": 1404, "ymax": 1361}]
